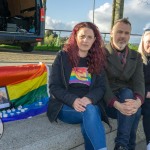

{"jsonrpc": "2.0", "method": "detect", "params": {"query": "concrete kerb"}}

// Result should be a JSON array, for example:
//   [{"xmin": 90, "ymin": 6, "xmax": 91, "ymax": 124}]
[
  {"xmin": 0, "ymin": 64, "xmax": 146, "ymax": 150},
  {"xmin": 0, "ymin": 113, "xmax": 145, "ymax": 150},
  {"xmin": 71, "ymin": 118, "xmax": 146, "ymax": 150}
]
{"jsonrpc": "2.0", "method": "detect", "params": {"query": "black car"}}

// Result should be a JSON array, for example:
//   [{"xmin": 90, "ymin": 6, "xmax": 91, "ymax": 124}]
[{"xmin": 0, "ymin": 0, "xmax": 45, "ymax": 52}]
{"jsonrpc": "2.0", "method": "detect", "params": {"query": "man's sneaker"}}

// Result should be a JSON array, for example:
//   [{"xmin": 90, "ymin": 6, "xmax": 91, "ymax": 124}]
[{"xmin": 114, "ymin": 144, "xmax": 128, "ymax": 150}]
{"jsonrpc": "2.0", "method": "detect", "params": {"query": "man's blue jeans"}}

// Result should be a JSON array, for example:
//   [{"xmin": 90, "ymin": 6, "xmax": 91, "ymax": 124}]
[
  {"xmin": 58, "ymin": 104, "xmax": 107, "ymax": 150},
  {"xmin": 106, "ymin": 88, "xmax": 141, "ymax": 150}
]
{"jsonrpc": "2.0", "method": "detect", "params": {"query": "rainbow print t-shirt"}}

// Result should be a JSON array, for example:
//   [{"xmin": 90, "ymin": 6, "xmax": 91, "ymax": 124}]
[{"xmin": 69, "ymin": 67, "xmax": 91, "ymax": 86}]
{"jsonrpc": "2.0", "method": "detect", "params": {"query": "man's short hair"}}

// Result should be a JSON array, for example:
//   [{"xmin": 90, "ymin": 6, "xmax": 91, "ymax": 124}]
[
  {"xmin": 113, "ymin": 18, "xmax": 131, "ymax": 27},
  {"xmin": 144, "ymin": 28, "xmax": 150, "ymax": 33}
]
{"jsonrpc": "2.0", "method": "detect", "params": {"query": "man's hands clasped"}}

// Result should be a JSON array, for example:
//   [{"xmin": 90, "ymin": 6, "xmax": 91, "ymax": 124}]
[{"xmin": 114, "ymin": 98, "xmax": 141, "ymax": 116}]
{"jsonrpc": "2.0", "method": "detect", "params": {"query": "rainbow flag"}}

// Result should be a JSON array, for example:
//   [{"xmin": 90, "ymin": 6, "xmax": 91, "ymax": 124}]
[{"xmin": 0, "ymin": 63, "xmax": 50, "ymax": 122}]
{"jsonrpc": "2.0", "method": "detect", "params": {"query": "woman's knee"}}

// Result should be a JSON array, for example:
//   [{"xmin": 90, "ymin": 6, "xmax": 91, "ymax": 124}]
[
  {"xmin": 85, "ymin": 104, "xmax": 100, "ymax": 114},
  {"xmin": 84, "ymin": 104, "xmax": 101, "ymax": 120}
]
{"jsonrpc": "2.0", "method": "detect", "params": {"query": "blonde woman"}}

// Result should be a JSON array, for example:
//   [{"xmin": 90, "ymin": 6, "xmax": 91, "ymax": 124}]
[{"xmin": 138, "ymin": 29, "xmax": 150, "ymax": 150}]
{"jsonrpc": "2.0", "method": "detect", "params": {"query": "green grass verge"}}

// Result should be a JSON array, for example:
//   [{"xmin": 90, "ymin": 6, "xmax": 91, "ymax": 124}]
[
  {"xmin": 0, "ymin": 44, "xmax": 21, "ymax": 49},
  {"xmin": 128, "ymin": 44, "xmax": 138, "ymax": 51},
  {"xmin": 0, "ymin": 44, "xmax": 61, "ymax": 52},
  {"xmin": 0, "ymin": 43, "xmax": 138, "ymax": 52},
  {"xmin": 34, "ymin": 45, "xmax": 61, "ymax": 51}
]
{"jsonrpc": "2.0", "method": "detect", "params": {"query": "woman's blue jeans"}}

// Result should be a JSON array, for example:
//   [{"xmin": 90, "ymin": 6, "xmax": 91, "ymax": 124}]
[
  {"xmin": 106, "ymin": 88, "xmax": 141, "ymax": 150},
  {"xmin": 58, "ymin": 104, "xmax": 107, "ymax": 150}
]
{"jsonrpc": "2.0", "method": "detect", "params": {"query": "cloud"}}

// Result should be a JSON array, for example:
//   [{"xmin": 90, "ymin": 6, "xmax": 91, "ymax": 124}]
[
  {"xmin": 45, "ymin": 16, "xmax": 79, "ymax": 36},
  {"xmin": 88, "ymin": 0, "xmax": 150, "ymax": 35},
  {"xmin": 45, "ymin": 16, "xmax": 76, "ymax": 30},
  {"xmin": 123, "ymin": 0, "xmax": 150, "ymax": 34},
  {"xmin": 46, "ymin": 0, "xmax": 150, "ymax": 39},
  {"xmin": 88, "ymin": 3, "xmax": 112, "ymax": 33}
]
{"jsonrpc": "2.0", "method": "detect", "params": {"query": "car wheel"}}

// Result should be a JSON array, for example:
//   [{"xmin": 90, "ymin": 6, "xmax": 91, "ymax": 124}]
[{"xmin": 21, "ymin": 43, "xmax": 34, "ymax": 52}]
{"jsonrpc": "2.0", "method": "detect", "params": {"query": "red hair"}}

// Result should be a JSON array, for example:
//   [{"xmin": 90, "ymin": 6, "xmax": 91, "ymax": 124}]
[{"xmin": 63, "ymin": 22, "xmax": 106, "ymax": 74}]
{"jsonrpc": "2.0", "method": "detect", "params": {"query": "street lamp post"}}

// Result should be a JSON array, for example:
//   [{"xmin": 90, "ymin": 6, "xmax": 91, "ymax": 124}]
[{"xmin": 93, "ymin": 0, "xmax": 95, "ymax": 23}]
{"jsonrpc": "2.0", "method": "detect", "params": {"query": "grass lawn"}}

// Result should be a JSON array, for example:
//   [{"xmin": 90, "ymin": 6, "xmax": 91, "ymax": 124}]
[
  {"xmin": 0, "ymin": 43, "xmax": 138, "ymax": 52},
  {"xmin": 0, "ymin": 44, "xmax": 61, "ymax": 52}
]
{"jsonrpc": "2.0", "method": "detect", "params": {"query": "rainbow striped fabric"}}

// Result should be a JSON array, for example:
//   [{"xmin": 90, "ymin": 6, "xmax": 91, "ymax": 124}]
[
  {"xmin": 69, "ymin": 67, "xmax": 91, "ymax": 86},
  {"xmin": 0, "ymin": 63, "xmax": 50, "ymax": 122}
]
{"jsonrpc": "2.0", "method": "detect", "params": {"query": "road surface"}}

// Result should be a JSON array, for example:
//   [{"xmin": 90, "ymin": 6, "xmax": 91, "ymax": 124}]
[{"xmin": 0, "ymin": 48, "xmax": 56, "ymax": 66}]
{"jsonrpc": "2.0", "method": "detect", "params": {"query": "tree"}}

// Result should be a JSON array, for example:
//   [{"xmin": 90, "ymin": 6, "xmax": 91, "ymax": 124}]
[
  {"xmin": 111, "ymin": 0, "xmax": 124, "ymax": 28},
  {"xmin": 45, "ymin": 30, "xmax": 53, "ymax": 37},
  {"xmin": 138, "ymin": 0, "xmax": 150, "ymax": 4}
]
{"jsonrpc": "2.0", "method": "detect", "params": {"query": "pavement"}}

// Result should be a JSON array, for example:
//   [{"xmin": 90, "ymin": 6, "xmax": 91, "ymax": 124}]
[
  {"xmin": 72, "ymin": 141, "xmax": 147, "ymax": 150},
  {"xmin": 136, "ymin": 140, "xmax": 146, "ymax": 150},
  {"xmin": 0, "ymin": 113, "xmax": 146, "ymax": 150},
  {"xmin": 0, "ymin": 48, "xmax": 56, "ymax": 66},
  {"xmin": 0, "ymin": 48, "xmax": 147, "ymax": 150}
]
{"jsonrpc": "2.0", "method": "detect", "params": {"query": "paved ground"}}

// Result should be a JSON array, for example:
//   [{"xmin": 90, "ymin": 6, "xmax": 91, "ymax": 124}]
[
  {"xmin": 0, "ymin": 48, "xmax": 147, "ymax": 150},
  {"xmin": 0, "ymin": 48, "xmax": 56, "ymax": 66},
  {"xmin": 136, "ymin": 140, "xmax": 146, "ymax": 150},
  {"xmin": 72, "ymin": 140, "xmax": 147, "ymax": 150}
]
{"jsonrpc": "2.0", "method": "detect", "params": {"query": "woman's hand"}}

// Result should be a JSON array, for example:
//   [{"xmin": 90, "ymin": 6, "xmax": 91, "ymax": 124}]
[
  {"xmin": 80, "ymin": 97, "xmax": 92, "ymax": 107},
  {"xmin": 72, "ymin": 98, "xmax": 86, "ymax": 112},
  {"xmin": 72, "ymin": 97, "xmax": 92, "ymax": 112}
]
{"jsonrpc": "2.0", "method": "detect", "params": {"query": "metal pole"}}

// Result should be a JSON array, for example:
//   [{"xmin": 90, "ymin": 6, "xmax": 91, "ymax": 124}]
[{"xmin": 93, "ymin": 0, "xmax": 95, "ymax": 23}]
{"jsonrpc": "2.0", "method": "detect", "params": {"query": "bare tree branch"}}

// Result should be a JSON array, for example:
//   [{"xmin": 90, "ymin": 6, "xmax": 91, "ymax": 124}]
[{"xmin": 138, "ymin": 0, "xmax": 150, "ymax": 5}]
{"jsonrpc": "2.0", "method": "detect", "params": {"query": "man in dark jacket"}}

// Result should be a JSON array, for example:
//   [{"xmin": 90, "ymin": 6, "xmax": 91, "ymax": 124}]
[{"xmin": 104, "ymin": 18, "xmax": 145, "ymax": 150}]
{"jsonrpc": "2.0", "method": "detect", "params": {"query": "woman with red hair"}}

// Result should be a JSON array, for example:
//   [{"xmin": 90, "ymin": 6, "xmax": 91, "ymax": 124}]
[{"xmin": 47, "ymin": 22, "xmax": 109, "ymax": 150}]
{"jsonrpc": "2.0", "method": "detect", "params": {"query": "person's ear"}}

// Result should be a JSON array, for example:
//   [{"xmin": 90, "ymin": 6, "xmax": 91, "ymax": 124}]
[{"xmin": 110, "ymin": 30, "xmax": 113, "ymax": 38}]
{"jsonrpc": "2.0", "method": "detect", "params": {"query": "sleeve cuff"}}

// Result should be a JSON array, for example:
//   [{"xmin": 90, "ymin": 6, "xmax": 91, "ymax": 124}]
[
  {"xmin": 134, "ymin": 93, "xmax": 144, "ymax": 104},
  {"xmin": 108, "ymin": 97, "xmax": 118, "ymax": 107}
]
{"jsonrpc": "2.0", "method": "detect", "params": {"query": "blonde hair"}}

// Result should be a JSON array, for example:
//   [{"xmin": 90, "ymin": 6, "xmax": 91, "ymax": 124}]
[{"xmin": 138, "ymin": 30, "xmax": 150, "ymax": 65}]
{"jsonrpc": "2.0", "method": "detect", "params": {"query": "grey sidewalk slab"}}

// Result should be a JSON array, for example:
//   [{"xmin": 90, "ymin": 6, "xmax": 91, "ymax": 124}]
[
  {"xmin": 136, "ymin": 140, "xmax": 146, "ymax": 150},
  {"xmin": 0, "ymin": 113, "xmax": 116, "ymax": 150},
  {"xmin": 0, "ymin": 113, "xmax": 145, "ymax": 150},
  {"xmin": 0, "ymin": 114, "xmax": 82, "ymax": 150},
  {"xmin": 71, "ymin": 140, "xmax": 147, "ymax": 150}
]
